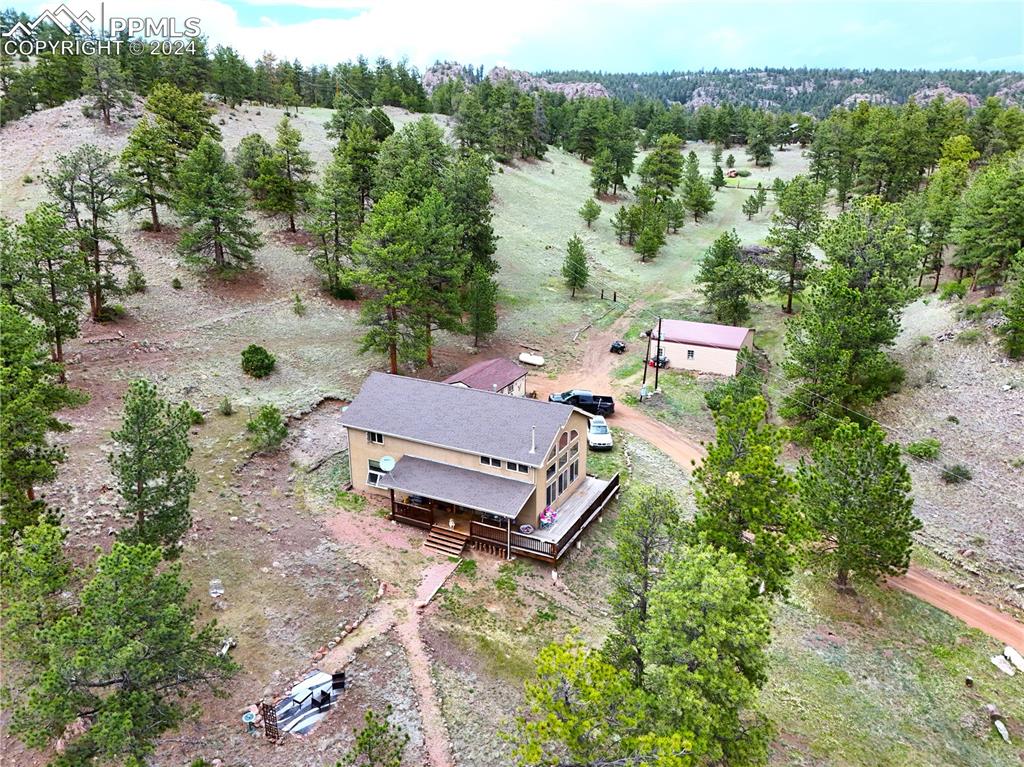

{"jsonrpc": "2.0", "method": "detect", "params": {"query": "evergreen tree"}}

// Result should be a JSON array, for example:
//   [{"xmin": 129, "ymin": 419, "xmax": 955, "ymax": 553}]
[
  {"xmin": 415, "ymin": 190, "xmax": 467, "ymax": 365},
  {"xmin": 590, "ymin": 148, "xmax": 615, "ymax": 197},
  {"xmin": 635, "ymin": 223, "xmax": 665, "ymax": 263},
  {"xmin": 353, "ymin": 192, "xmax": 429, "ymax": 373},
  {"xmin": 921, "ymin": 135, "xmax": 978, "ymax": 291},
  {"xmin": 747, "ymin": 120, "xmax": 774, "ymax": 167},
  {"xmin": 726, "ymin": 153, "xmax": 736, "ymax": 168},
  {"xmin": 441, "ymin": 151, "xmax": 498, "ymax": 275},
  {"xmin": 663, "ymin": 197, "xmax": 685, "ymax": 233},
  {"xmin": 119, "ymin": 117, "xmax": 173, "ymax": 232},
  {"xmin": 1000, "ymin": 257, "xmax": 1024, "ymax": 358},
  {"xmin": 611, "ymin": 205, "xmax": 631, "ymax": 244},
  {"xmin": 604, "ymin": 485, "xmax": 681, "ymax": 687},
  {"xmin": 174, "ymin": 136, "xmax": 263, "ymax": 271},
  {"xmin": 953, "ymin": 149, "xmax": 1024, "ymax": 293},
  {"xmin": 682, "ymin": 152, "xmax": 715, "ymax": 222},
  {"xmin": 340, "ymin": 706, "xmax": 409, "ymax": 767},
  {"xmin": 373, "ymin": 117, "xmax": 450, "ymax": 204},
  {"xmin": 3, "ymin": 539, "xmax": 236, "ymax": 765},
  {"xmin": 711, "ymin": 143, "xmax": 724, "ymax": 164},
  {"xmin": 307, "ymin": 154, "xmax": 361, "ymax": 296},
  {"xmin": 253, "ymin": 116, "xmax": 315, "ymax": 231},
  {"xmin": 637, "ymin": 133, "xmax": 684, "ymax": 203},
  {"xmin": 341, "ymin": 121, "xmax": 379, "ymax": 218},
  {"xmin": 465, "ymin": 264, "xmax": 498, "ymax": 347},
  {"xmin": 44, "ymin": 144, "xmax": 134, "ymax": 320},
  {"xmin": 145, "ymin": 83, "xmax": 220, "ymax": 172},
  {"xmin": 82, "ymin": 54, "xmax": 131, "ymax": 126},
  {"xmin": 232, "ymin": 133, "xmax": 274, "ymax": 199},
  {"xmin": 2, "ymin": 204, "xmax": 89, "ymax": 369},
  {"xmin": 109, "ymin": 380, "xmax": 198, "ymax": 558},
  {"xmin": 711, "ymin": 164, "xmax": 726, "ymax": 190},
  {"xmin": 695, "ymin": 230, "xmax": 767, "ymax": 325},
  {"xmin": 0, "ymin": 304, "xmax": 86, "ymax": 544},
  {"xmin": 765, "ymin": 175, "xmax": 826, "ymax": 313},
  {"xmin": 798, "ymin": 420, "xmax": 920, "ymax": 589},
  {"xmin": 453, "ymin": 89, "xmax": 491, "ymax": 152},
  {"xmin": 756, "ymin": 182, "xmax": 768, "ymax": 211},
  {"xmin": 742, "ymin": 194, "xmax": 760, "ymax": 220},
  {"xmin": 210, "ymin": 45, "xmax": 251, "ymax": 107},
  {"xmin": 693, "ymin": 396, "xmax": 801, "ymax": 598},
  {"xmin": 562, "ymin": 234, "xmax": 588, "ymax": 297},
  {"xmin": 578, "ymin": 197, "xmax": 601, "ymax": 228},
  {"xmin": 325, "ymin": 91, "xmax": 361, "ymax": 142}
]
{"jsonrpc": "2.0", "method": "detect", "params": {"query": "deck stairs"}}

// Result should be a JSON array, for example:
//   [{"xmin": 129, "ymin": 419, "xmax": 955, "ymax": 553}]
[{"xmin": 424, "ymin": 524, "xmax": 469, "ymax": 557}]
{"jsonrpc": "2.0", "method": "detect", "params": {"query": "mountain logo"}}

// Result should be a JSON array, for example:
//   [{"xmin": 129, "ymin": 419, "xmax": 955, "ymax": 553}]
[{"xmin": 3, "ymin": 5, "xmax": 96, "ymax": 37}]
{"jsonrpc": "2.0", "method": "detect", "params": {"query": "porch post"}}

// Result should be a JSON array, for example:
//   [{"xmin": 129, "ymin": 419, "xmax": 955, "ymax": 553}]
[
  {"xmin": 389, "ymin": 488, "xmax": 395, "ymax": 519},
  {"xmin": 506, "ymin": 517, "xmax": 512, "ymax": 560}
]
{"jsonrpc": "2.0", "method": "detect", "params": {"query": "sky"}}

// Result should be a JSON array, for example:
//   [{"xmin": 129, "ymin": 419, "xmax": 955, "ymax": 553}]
[{"xmin": 19, "ymin": 0, "xmax": 1024, "ymax": 72}]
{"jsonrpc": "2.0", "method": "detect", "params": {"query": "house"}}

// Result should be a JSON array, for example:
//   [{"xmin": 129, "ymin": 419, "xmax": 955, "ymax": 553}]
[
  {"xmin": 442, "ymin": 358, "xmax": 527, "ymax": 396},
  {"xmin": 340, "ymin": 373, "xmax": 619, "ymax": 561},
  {"xmin": 649, "ymin": 319, "xmax": 754, "ymax": 376}
]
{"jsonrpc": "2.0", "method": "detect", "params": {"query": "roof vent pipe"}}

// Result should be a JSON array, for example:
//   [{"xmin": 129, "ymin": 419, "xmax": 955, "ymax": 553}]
[{"xmin": 530, "ymin": 425, "xmax": 536, "ymax": 454}]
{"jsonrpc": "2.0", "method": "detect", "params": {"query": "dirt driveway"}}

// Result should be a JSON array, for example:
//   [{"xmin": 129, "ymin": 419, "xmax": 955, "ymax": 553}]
[{"xmin": 547, "ymin": 303, "xmax": 1024, "ymax": 649}]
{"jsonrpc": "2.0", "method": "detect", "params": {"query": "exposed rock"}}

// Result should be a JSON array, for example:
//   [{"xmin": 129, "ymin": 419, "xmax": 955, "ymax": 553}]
[{"xmin": 486, "ymin": 67, "xmax": 610, "ymax": 100}]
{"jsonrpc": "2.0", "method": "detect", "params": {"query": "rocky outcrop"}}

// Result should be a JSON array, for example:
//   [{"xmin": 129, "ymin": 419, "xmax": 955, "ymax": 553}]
[
  {"xmin": 910, "ymin": 85, "xmax": 981, "ymax": 108},
  {"xmin": 486, "ymin": 67, "xmax": 610, "ymax": 100},
  {"xmin": 422, "ymin": 61, "xmax": 481, "ymax": 94}
]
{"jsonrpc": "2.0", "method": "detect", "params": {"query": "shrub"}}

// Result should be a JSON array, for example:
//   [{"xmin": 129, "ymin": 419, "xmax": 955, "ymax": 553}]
[
  {"xmin": 905, "ymin": 438, "xmax": 940, "ymax": 460},
  {"xmin": 939, "ymin": 280, "xmax": 968, "ymax": 301},
  {"xmin": 292, "ymin": 293, "xmax": 306, "ymax": 316},
  {"xmin": 940, "ymin": 463, "xmax": 972, "ymax": 484},
  {"xmin": 171, "ymin": 277, "xmax": 183, "ymax": 290},
  {"xmin": 218, "ymin": 397, "xmax": 234, "ymax": 416},
  {"xmin": 241, "ymin": 344, "xmax": 275, "ymax": 378},
  {"xmin": 182, "ymin": 402, "xmax": 205, "ymax": 425},
  {"xmin": 329, "ymin": 283, "xmax": 357, "ymax": 300},
  {"xmin": 247, "ymin": 404, "xmax": 287, "ymax": 452},
  {"xmin": 956, "ymin": 328, "xmax": 983, "ymax": 345},
  {"xmin": 736, "ymin": 169, "xmax": 752, "ymax": 177},
  {"xmin": 22, "ymin": 174, "xmax": 32, "ymax": 184},
  {"xmin": 97, "ymin": 303, "xmax": 126, "ymax": 321},
  {"xmin": 124, "ymin": 268, "xmax": 147, "ymax": 294},
  {"xmin": 946, "ymin": 414, "xmax": 960, "ymax": 424}
]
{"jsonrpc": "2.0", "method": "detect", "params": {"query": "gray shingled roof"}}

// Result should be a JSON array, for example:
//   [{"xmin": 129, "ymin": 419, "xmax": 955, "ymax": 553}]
[
  {"xmin": 377, "ymin": 456, "xmax": 534, "ymax": 519},
  {"xmin": 341, "ymin": 372, "xmax": 573, "ymax": 467}
]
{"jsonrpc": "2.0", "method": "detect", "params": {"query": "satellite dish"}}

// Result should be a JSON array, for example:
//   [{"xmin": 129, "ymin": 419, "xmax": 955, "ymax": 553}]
[{"xmin": 379, "ymin": 456, "xmax": 396, "ymax": 472}]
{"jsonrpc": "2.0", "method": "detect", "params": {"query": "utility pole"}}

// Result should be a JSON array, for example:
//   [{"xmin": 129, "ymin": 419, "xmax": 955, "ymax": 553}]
[
  {"xmin": 654, "ymin": 316, "xmax": 663, "ymax": 392},
  {"xmin": 641, "ymin": 323, "xmax": 652, "ymax": 391}
]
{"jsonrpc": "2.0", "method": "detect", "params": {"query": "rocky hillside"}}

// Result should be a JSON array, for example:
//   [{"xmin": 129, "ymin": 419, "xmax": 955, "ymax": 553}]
[{"xmin": 422, "ymin": 61, "xmax": 609, "ymax": 99}]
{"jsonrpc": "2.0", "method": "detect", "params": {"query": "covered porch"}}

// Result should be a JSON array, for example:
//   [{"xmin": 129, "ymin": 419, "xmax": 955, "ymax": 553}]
[{"xmin": 379, "ymin": 455, "xmax": 619, "ymax": 562}]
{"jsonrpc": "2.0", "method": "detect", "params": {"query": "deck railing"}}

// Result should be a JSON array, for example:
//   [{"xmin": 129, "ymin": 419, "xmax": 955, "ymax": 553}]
[
  {"xmin": 555, "ymin": 473, "xmax": 619, "ymax": 559},
  {"xmin": 392, "ymin": 501, "xmax": 433, "ymax": 529}
]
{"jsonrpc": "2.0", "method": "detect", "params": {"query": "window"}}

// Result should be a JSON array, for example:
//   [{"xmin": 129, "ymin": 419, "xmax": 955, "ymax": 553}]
[
  {"xmin": 559, "ymin": 452, "xmax": 567, "ymax": 468},
  {"xmin": 367, "ymin": 431, "xmax": 384, "ymax": 444},
  {"xmin": 480, "ymin": 456, "xmax": 502, "ymax": 467},
  {"xmin": 367, "ymin": 459, "xmax": 384, "ymax": 487},
  {"xmin": 507, "ymin": 461, "xmax": 529, "ymax": 474},
  {"xmin": 546, "ymin": 482, "xmax": 557, "ymax": 506},
  {"xmin": 558, "ymin": 470, "xmax": 568, "ymax": 494},
  {"xmin": 570, "ymin": 441, "xmax": 579, "ymax": 457},
  {"xmin": 559, "ymin": 432, "xmax": 569, "ymax": 449},
  {"xmin": 546, "ymin": 464, "xmax": 556, "ymax": 481},
  {"xmin": 687, "ymin": 349, "xmax": 695, "ymax": 360},
  {"xmin": 570, "ymin": 429, "xmax": 579, "ymax": 442},
  {"xmin": 569, "ymin": 459, "xmax": 579, "ymax": 483}
]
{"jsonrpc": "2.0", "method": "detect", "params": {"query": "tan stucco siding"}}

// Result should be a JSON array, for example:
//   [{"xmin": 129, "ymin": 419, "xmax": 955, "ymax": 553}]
[
  {"xmin": 655, "ymin": 330, "xmax": 753, "ymax": 376},
  {"xmin": 450, "ymin": 375, "xmax": 527, "ymax": 396}
]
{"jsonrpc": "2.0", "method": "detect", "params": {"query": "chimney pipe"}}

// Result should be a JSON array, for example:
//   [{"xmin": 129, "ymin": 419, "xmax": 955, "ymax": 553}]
[{"xmin": 529, "ymin": 425, "xmax": 536, "ymax": 454}]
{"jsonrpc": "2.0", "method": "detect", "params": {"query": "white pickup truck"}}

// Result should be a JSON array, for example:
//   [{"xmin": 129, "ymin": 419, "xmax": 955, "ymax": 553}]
[{"xmin": 587, "ymin": 416, "xmax": 614, "ymax": 451}]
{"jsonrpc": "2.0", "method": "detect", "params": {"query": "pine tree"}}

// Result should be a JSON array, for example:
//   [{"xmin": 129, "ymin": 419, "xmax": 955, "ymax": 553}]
[
  {"xmin": 590, "ymin": 148, "xmax": 615, "ymax": 197},
  {"xmin": 465, "ymin": 264, "xmax": 498, "ymax": 347},
  {"xmin": 578, "ymin": 197, "xmax": 601, "ymax": 229},
  {"xmin": 747, "ymin": 122, "xmax": 774, "ymax": 167},
  {"xmin": 453, "ymin": 89, "xmax": 491, "ymax": 152},
  {"xmin": 798, "ymin": 420, "xmax": 920, "ymax": 589},
  {"xmin": 562, "ymin": 234, "xmax": 588, "ymax": 297},
  {"xmin": 999, "ymin": 258, "xmax": 1024, "ymax": 358},
  {"xmin": 44, "ymin": 144, "xmax": 135, "ymax": 320},
  {"xmin": 711, "ymin": 143, "xmax": 724, "ymax": 164},
  {"xmin": 353, "ymin": 192, "xmax": 429, "ymax": 373},
  {"xmin": 340, "ymin": 706, "xmax": 409, "ymax": 767},
  {"xmin": 695, "ymin": 230, "xmax": 768, "ymax": 325},
  {"xmin": 253, "ymin": 116, "xmax": 315, "ymax": 231},
  {"xmin": 174, "ymin": 136, "xmax": 263, "ymax": 272},
  {"xmin": 765, "ymin": 175, "xmax": 826, "ymax": 313},
  {"xmin": 145, "ymin": 83, "xmax": 220, "ymax": 172},
  {"xmin": 232, "ymin": 133, "xmax": 274, "ymax": 199},
  {"xmin": 682, "ymin": 152, "xmax": 715, "ymax": 222},
  {"xmin": 726, "ymin": 153, "xmax": 736, "ymax": 168},
  {"xmin": 635, "ymin": 223, "xmax": 665, "ymax": 263},
  {"xmin": 3, "ymin": 539, "xmax": 236, "ymax": 764},
  {"xmin": 742, "ymin": 195, "xmax": 759, "ymax": 220},
  {"xmin": 2, "ymin": 204, "xmax": 90, "ymax": 369},
  {"xmin": 637, "ymin": 133, "xmax": 684, "ymax": 203},
  {"xmin": 604, "ymin": 485, "xmax": 681, "ymax": 686},
  {"xmin": 210, "ymin": 45, "xmax": 251, "ymax": 107},
  {"xmin": 756, "ymin": 182, "xmax": 768, "ymax": 210},
  {"xmin": 373, "ymin": 117, "xmax": 450, "ymax": 204},
  {"xmin": 0, "ymin": 304, "xmax": 86, "ymax": 544},
  {"xmin": 711, "ymin": 164, "xmax": 726, "ymax": 190},
  {"xmin": 441, "ymin": 151, "xmax": 497, "ymax": 275},
  {"xmin": 82, "ymin": 54, "xmax": 131, "ymax": 126},
  {"xmin": 415, "ymin": 190, "xmax": 466, "ymax": 366},
  {"xmin": 341, "ymin": 122, "xmax": 379, "ymax": 218},
  {"xmin": 109, "ymin": 380, "xmax": 198, "ymax": 559},
  {"xmin": 693, "ymin": 396, "xmax": 801, "ymax": 598},
  {"xmin": 663, "ymin": 197, "xmax": 686, "ymax": 233},
  {"xmin": 307, "ymin": 154, "xmax": 361, "ymax": 296},
  {"xmin": 325, "ymin": 91, "xmax": 362, "ymax": 142},
  {"xmin": 611, "ymin": 205, "xmax": 631, "ymax": 244},
  {"xmin": 119, "ymin": 118, "xmax": 173, "ymax": 232}
]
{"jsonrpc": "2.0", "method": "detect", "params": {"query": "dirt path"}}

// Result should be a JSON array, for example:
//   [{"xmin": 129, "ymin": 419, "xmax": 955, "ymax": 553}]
[
  {"xmin": 890, "ymin": 567, "xmax": 1024, "ymax": 648},
  {"xmin": 553, "ymin": 301, "xmax": 1024, "ymax": 649}
]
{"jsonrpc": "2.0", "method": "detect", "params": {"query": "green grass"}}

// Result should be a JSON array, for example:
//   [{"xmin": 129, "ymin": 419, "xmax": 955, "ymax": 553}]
[{"xmin": 766, "ymin": 573, "xmax": 1024, "ymax": 766}]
